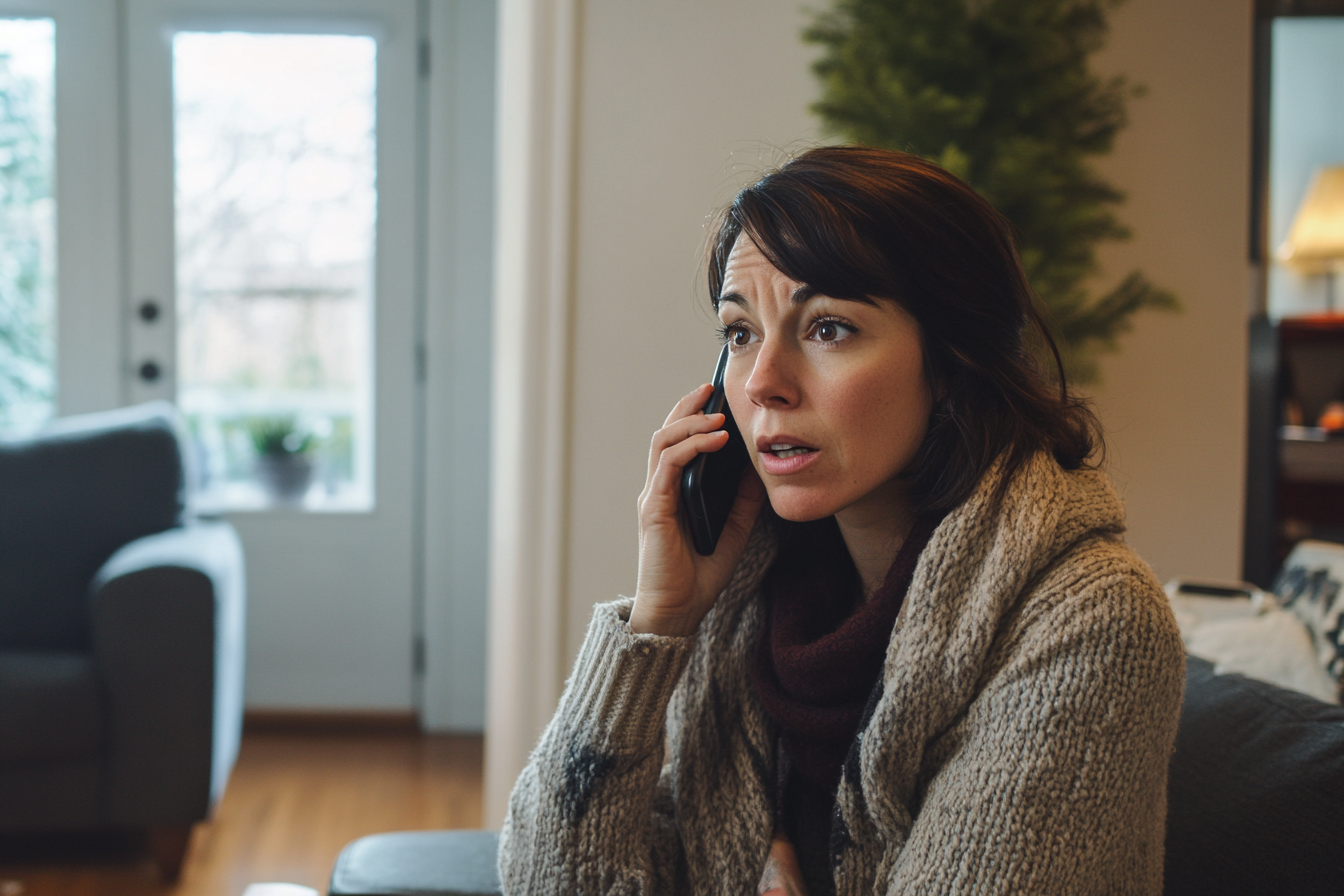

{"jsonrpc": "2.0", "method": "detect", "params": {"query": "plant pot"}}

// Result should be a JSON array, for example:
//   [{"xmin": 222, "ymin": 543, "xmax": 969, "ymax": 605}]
[{"xmin": 255, "ymin": 452, "xmax": 314, "ymax": 506}]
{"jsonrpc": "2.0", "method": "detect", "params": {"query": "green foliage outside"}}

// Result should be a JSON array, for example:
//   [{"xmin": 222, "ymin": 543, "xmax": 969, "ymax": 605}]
[
  {"xmin": 0, "ymin": 36, "xmax": 54, "ymax": 427},
  {"xmin": 188, "ymin": 411, "xmax": 352, "ymax": 484},
  {"xmin": 244, "ymin": 415, "xmax": 314, "ymax": 457},
  {"xmin": 806, "ymin": 0, "xmax": 1177, "ymax": 382}
]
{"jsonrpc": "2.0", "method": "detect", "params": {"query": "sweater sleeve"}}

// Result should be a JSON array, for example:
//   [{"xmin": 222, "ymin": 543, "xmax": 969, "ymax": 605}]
[
  {"xmin": 498, "ymin": 597, "xmax": 695, "ymax": 895},
  {"xmin": 883, "ymin": 566, "xmax": 1186, "ymax": 896}
]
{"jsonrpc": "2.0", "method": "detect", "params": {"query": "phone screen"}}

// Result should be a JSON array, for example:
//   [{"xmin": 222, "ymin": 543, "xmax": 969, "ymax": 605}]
[{"xmin": 680, "ymin": 344, "xmax": 751, "ymax": 555}]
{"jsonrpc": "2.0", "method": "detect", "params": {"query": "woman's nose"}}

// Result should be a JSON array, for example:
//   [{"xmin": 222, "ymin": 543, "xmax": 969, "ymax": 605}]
[{"xmin": 744, "ymin": 339, "xmax": 800, "ymax": 409}]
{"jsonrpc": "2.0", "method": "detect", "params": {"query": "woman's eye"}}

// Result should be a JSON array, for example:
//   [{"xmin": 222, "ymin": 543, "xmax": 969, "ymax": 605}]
[
  {"xmin": 721, "ymin": 324, "xmax": 756, "ymax": 347},
  {"xmin": 810, "ymin": 319, "xmax": 854, "ymax": 344}
]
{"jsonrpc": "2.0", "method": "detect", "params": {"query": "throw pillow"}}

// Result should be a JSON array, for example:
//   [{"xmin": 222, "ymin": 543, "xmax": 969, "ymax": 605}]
[{"xmin": 1272, "ymin": 539, "xmax": 1344, "ymax": 700}]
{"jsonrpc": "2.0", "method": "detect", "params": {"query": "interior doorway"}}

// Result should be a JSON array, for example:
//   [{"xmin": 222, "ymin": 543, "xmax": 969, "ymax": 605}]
[{"xmin": 1246, "ymin": 0, "xmax": 1344, "ymax": 586}]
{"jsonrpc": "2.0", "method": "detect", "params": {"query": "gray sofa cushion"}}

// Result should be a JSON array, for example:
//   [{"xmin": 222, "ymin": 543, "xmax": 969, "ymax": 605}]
[
  {"xmin": 329, "ymin": 830, "xmax": 502, "ymax": 896},
  {"xmin": 0, "ymin": 651, "xmax": 102, "ymax": 762},
  {"xmin": 0, "ymin": 402, "xmax": 185, "ymax": 651},
  {"xmin": 1164, "ymin": 655, "xmax": 1344, "ymax": 896}
]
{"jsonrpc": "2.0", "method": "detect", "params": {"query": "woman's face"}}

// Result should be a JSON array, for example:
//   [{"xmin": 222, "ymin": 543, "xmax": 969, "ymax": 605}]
[{"xmin": 718, "ymin": 235, "xmax": 934, "ymax": 523}]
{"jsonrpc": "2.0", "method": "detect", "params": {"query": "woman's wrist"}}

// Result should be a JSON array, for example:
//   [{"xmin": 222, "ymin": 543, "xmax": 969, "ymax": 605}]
[{"xmin": 628, "ymin": 601, "xmax": 698, "ymax": 638}]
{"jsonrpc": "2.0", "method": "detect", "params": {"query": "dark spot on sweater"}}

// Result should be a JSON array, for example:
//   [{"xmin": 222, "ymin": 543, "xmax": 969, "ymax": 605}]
[
  {"xmin": 561, "ymin": 743, "xmax": 617, "ymax": 824},
  {"xmin": 842, "ymin": 677, "xmax": 884, "ymax": 790},
  {"xmin": 829, "ymin": 804, "xmax": 854, "ymax": 870}
]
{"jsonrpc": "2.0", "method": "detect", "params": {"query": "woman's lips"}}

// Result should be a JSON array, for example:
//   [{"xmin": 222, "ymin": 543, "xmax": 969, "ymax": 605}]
[{"xmin": 758, "ymin": 443, "xmax": 821, "ymax": 475}]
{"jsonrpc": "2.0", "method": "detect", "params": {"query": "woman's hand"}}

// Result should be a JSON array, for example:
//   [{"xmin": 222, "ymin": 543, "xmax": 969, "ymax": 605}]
[
  {"xmin": 757, "ymin": 836, "xmax": 809, "ymax": 896},
  {"xmin": 630, "ymin": 383, "xmax": 766, "ymax": 637}
]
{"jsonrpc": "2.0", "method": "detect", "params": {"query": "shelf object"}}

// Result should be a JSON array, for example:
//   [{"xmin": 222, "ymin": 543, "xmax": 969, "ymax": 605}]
[{"xmin": 1274, "ymin": 316, "xmax": 1344, "ymax": 561}]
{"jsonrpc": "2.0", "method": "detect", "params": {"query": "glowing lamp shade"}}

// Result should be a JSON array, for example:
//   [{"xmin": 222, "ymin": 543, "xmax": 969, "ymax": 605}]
[{"xmin": 1279, "ymin": 166, "xmax": 1344, "ymax": 275}]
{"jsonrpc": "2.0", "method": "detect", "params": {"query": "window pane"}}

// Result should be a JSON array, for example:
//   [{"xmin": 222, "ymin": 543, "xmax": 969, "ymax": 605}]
[
  {"xmin": 174, "ymin": 31, "xmax": 376, "ymax": 510},
  {"xmin": 0, "ymin": 18, "xmax": 55, "ymax": 435}
]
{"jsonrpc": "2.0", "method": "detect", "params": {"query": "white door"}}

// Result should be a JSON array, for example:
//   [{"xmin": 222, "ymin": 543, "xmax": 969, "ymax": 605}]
[{"xmin": 123, "ymin": 0, "xmax": 421, "ymax": 710}]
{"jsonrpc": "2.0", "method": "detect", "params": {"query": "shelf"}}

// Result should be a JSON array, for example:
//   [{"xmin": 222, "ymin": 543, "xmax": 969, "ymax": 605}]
[{"xmin": 1280, "ymin": 430, "xmax": 1344, "ymax": 482}]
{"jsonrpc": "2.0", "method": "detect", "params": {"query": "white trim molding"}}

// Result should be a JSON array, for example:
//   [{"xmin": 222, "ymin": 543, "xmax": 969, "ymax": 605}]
[{"xmin": 484, "ymin": 0, "xmax": 579, "ymax": 827}]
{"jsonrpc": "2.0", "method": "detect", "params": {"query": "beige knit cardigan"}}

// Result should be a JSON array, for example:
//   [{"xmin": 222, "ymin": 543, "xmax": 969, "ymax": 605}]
[{"xmin": 500, "ymin": 453, "xmax": 1186, "ymax": 895}]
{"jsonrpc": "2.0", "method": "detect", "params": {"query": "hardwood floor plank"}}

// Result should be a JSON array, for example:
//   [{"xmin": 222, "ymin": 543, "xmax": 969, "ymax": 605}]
[{"xmin": 0, "ymin": 732, "xmax": 484, "ymax": 896}]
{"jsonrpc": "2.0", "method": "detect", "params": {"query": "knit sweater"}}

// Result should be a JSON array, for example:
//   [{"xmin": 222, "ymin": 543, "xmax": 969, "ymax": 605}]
[{"xmin": 499, "ymin": 453, "xmax": 1186, "ymax": 895}]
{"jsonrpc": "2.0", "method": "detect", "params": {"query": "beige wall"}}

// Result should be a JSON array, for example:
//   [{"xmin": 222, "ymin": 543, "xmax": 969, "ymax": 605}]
[
  {"xmin": 558, "ymin": 0, "xmax": 1255, "ymax": 661},
  {"xmin": 561, "ymin": 0, "xmax": 822, "ymax": 657},
  {"xmin": 1091, "ymin": 0, "xmax": 1253, "ymax": 583}
]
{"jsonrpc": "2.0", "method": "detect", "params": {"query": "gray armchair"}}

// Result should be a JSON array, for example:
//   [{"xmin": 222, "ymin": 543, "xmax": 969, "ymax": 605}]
[{"xmin": 0, "ymin": 401, "xmax": 245, "ymax": 878}]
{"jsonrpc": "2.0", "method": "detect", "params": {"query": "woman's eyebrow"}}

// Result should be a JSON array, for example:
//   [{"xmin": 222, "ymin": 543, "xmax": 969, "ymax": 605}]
[
  {"xmin": 792, "ymin": 285, "xmax": 878, "ymax": 308},
  {"xmin": 719, "ymin": 286, "xmax": 879, "ymax": 309},
  {"xmin": 790, "ymin": 285, "xmax": 819, "ymax": 305}
]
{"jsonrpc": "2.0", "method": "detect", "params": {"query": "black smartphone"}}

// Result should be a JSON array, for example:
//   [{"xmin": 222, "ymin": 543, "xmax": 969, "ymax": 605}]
[{"xmin": 680, "ymin": 344, "xmax": 751, "ymax": 555}]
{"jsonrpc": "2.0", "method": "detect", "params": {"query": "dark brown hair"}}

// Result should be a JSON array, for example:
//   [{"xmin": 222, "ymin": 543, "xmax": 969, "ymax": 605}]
[{"xmin": 708, "ymin": 145, "xmax": 1099, "ymax": 516}]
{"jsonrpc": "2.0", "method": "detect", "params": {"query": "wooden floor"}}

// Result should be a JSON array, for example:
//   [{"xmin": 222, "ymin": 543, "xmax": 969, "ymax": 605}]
[{"xmin": 0, "ymin": 731, "xmax": 484, "ymax": 896}]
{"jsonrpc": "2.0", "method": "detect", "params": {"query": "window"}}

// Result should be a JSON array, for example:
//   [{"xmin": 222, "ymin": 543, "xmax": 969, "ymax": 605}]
[
  {"xmin": 173, "ymin": 31, "xmax": 377, "ymax": 510},
  {"xmin": 0, "ymin": 17, "xmax": 54, "ymax": 433}
]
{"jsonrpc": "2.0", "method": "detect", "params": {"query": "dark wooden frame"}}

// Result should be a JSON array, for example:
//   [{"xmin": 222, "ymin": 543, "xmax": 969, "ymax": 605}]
[{"xmin": 1244, "ymin": 0, "xmax": 1344, "ymax": 586}]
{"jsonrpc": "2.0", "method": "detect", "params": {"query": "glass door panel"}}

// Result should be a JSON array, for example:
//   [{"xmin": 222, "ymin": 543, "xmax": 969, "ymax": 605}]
[
  {"xmin": 126, "ymin": 0, "xmax": 418, "ymax": 710},
  {"xmin": 174, "ymin": 31, "xmax": 377, "ymax": 510},
  {"xmin": 0, "ymin": 17, "xmax": 54, "ymax": 434}
]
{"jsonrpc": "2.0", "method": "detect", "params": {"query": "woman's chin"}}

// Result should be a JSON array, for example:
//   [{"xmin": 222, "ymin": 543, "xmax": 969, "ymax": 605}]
[{"xmin": 765, "ymin": 485, "xmax": 847, "ymax": 523}]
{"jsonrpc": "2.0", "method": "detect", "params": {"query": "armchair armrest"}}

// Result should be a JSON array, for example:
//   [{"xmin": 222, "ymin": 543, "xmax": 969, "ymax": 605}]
[{"xmin": 90, "ymin": 521, "xmax": 245, "ymax": 826}]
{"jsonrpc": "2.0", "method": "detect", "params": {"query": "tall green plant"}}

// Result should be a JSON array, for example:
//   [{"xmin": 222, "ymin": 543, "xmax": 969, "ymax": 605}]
[{"xmin": 806, "ymin": 0, "xmax": 1176, "ymax": 382}]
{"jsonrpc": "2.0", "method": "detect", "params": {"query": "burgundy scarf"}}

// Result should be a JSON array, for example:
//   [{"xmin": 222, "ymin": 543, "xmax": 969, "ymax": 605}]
[{"xmin": 753, "ymin": 513, "xmax": 939, "ymax": 894}]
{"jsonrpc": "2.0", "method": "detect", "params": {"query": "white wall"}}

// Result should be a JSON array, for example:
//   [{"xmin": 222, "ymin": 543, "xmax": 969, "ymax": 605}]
[
  {"xmin": 1090, "ymin": 0, "xmax": 1252, "ymax": 584},
  {"xmin": 422, "ymin": 0, "xmax": 497, "ymax": 731},
  {"xmin": 50, "ymin": 0, "xmax": 124, "ymax": 416}
]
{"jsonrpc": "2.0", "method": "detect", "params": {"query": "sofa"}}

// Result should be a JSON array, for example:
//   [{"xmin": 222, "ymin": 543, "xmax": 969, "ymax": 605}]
[{"xmin": 0, "ymin": 401, "xmax": 246, "ymax": 878}]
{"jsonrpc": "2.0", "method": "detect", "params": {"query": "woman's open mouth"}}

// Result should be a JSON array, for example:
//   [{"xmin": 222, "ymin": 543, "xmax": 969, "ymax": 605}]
[{"xmin": 758, "ymin": 441, "xmax": 821, "ymax": 475}]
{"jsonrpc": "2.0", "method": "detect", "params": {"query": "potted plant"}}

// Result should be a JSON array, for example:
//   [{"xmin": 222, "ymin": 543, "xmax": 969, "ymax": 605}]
[{"xmin": 246, "ymin": 415, "xmax": 315, "ymax": 506}]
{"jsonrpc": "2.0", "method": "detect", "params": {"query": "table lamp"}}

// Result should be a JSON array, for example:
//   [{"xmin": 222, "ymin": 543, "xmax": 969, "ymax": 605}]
[{"xmin": 1279, "ymin": 165, "xmax": 1344, "ymax": 314}]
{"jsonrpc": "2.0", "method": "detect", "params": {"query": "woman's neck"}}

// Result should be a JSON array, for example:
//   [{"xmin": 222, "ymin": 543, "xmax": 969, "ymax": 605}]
[{"xmin": 833, "ymin": 477, "xmax": 917, "ymax": 600}]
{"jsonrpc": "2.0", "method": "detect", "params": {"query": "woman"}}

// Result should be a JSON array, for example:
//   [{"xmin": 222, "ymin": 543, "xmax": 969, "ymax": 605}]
[{"xmin": 499, "ymin": 146, "xmax": 1185, "ymax": 895}]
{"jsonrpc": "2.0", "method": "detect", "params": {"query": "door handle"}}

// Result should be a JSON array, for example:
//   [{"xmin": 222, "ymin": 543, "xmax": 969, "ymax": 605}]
[{"xmin": 138, "ymin": 360, "xmax": 162, "ymax": 382}]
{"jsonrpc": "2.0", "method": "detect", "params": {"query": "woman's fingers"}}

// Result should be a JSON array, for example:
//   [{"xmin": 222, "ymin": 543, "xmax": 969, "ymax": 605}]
[
  {"xmin": 646, "ymin": 405, "xmax": 726, "ymax": 482},
  {"xmin": 643, "ymin": 429, "xmax": 730, "ymax": 512},
  {"xmin": 662, "ymin": 383, "xmax": 714, "ymax": 428},
  {"xmin": 632, "ymin": 382, "xmax": 756, "ymax": 638},
  {"xmin": 651, "ymin": 411, "xmax": 726, "ymax": 456}
]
